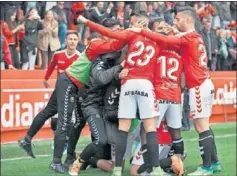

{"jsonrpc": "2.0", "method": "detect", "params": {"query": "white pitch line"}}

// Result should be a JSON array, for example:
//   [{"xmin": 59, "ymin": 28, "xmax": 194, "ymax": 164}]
[
  {"xmin": 2, "ymin": 88, "xmax": 54, "ymax": 92},
  {"xmin": 1, "ymin": 154, "xmax": 50, "ymax": 162},
  {"xmin": 1, "ymin": 134, "xmax": 236, "ymax": 162}
]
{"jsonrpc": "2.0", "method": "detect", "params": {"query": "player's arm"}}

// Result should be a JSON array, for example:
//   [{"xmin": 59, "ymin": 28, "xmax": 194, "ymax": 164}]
[
  {"xmin": 77, "ymin": 15, "xmax": 133, "ymax": 41},
  {"xmin": 89, "ymin": 39, "xmax": 126, "ymax": 57},
  {"xmin": 86, "ymin": 20, "xmax": 131, "ymax": 41},
  {"xmin": 44, "ymin": 54, "xmax": 57, "ymax": 87},
  {"xmin": 92, "ymin": 61, "xmax": 123, "ymax": 86},
  {"xmin": 140, "ymin": 29, "xmax": 182, "ymax": 50}
]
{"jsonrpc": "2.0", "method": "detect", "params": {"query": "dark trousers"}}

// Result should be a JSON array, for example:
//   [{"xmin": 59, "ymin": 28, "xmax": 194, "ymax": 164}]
[
  {"xmin": 53, "ymin": 72, "xmax": 84, "ymax": 163},
  {"xmin": 27, "ymin": 89, "xmax": 58, "ymax": 138},
  {"xmin": 9, "ymin": 45, "xmax": 20, "ymax": 69}
]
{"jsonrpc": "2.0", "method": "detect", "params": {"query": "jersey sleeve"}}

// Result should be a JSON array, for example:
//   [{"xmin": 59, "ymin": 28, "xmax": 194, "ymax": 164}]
[
  {"xmin": 44, "ymin": 54, "xmax": 57, "ymax": 80},
  {"xmin": 89, "ymin": 39, "xmax": 126, "ymax": 56},
  {"xmin": 86, "ymin": 21, "xmax": 134, "ymax": 42},
  {"xmin": 141, "ymin": 29, "xmax": 182, "ymax": 51}
]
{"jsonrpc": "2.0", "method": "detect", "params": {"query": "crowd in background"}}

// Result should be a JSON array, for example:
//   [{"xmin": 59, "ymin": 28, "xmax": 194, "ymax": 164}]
[{"xmin": 0, "ymin": 1, "xmax": 236, "ymax": 71}]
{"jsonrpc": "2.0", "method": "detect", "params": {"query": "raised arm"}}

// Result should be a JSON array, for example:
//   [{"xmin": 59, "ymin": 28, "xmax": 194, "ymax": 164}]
[
  {"xmin": 86, "ymin": 20, "xmax": 131, "ymax": 42},
  {"xmin": 141, "ymin": 29, "xmax": 182, "ymax": 51}
]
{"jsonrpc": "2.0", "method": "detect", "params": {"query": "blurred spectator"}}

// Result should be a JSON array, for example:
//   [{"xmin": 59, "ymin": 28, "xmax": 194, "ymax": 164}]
[
  {"xmin": 230, "ymin": 2, "xmax": 237, "ymax": 21},
  {"xmin": 51, "ymin": 2, "xmax": 67, "ymax": 49},
  {"xmin": 38, "ymin": 10, "xmax": 61, "ymax": 69},
  {"xmin": 0, "ymin": 33, "xmax": 15, "ymax": 70},
  {"xmin": 111, "ymin": 2, "xmax": 130, "ymax": 29},
  {"xmin": 217, "ymin": 30, "xmax": 230, "ymax": 70},
  {"xmin": 226, "ymin": 29, "xmax": 236, "ymax": 69},
  {"xmin": 90, "ymin": 2, "xmax": 113, "ymax": 23},
  {"xmin": 132, "ymin": 2, "xmax": 147, "ymax": 16},
  {"xmin": 4, "ymin": 10, "xmax": 24, "ymax": 69},
  {"xmin": 89, "ymin": 2, "xmax": 113, "ymax": 37},
  {"xmin": 164, "ymin": 2, "xmax": 175, "ymax": 25},
  {"xmin": 19, "ymin": 8, "xmax": 44, "ymax": 70},
  {"xmin": 197, "ymin": 3, "xmax": 215, "ymax": 22},
  {"xmin": 0, "ymin": 2, "xmax": 24, "ymax": 21},
  {"xmin": 63, "ymin": 2, "xmax": 72, "ymax": 29},
  {"xmin": 201, "ymin": 19, "xmax": 218, "ymax": 70},
  {"xmin": 210, "ymin": 2, "xmax": 221, "ymax": 30},
  {"xmin": 147, "ymin": 3, "xmax": 159, "ymax": 23},
  {"xmin": 219, "ymin": 2, "xmax": 232, "ymax": 29}
]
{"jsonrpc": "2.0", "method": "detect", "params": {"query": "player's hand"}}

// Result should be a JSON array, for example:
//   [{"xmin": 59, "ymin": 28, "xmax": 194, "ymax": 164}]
[
  {"xmin": 8, "ymin": 65, "xmax": 17, "ymax": 70},
  {"xmin": 127, "ymin": 27, "xmax": 141, "ymax": 33},
  {"xmin": 119, "ymin": 69, "xmax": 129, "ymax": 79},
  {"xmin": 43, "ymin": 80, "xmax": 50, "ymax": 88},
  {"xmin": 77, "ymin": 15, "xmax": 88, "ymax": 24}
]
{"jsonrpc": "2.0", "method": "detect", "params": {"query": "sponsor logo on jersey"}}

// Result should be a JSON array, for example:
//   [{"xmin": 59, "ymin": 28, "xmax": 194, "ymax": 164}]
[{"xmin": 124, "ymin": 91, "xmax": 148, "ymax": 97}]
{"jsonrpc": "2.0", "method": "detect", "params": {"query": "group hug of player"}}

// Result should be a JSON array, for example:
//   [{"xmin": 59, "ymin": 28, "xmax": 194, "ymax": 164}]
[{"xmin": 18, "ymin": 6, "xmax": 221, "ymax": 176}]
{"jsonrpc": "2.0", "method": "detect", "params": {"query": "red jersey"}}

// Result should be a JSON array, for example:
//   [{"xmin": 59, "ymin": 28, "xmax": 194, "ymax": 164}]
[
  {"xmin": 44, "ymin": 50, "xmax": 80, "ymax": 80},
  {"xmin": 86, "ymin": 21, "xmax": 161, "ymax": 83},
  {"xmin": 157, "ymin": 121, "xmax": 172, "ymax": 144},
  {"xmin": 141, "ymin": 30, "xmax": 209, "ymax": 88},
  {"xmin": 85, "ymin": 37, "xmax": 125, "ymax": 62},
  {"xmin": 154, "ymin": 50, "xmax": 183, "ymax": 103}
]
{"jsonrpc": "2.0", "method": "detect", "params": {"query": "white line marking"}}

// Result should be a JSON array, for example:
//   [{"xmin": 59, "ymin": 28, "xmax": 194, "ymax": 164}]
[
  {"xmin": 2, "ymin": 79, "xmax": 56, "ymax": 82},
  {"xmin": 2, "ymin": 88, "xmax": 54, "ymax": 93},
  {"xmin": 1, "ymin": 134, "xmax": 236, "ymax": 162},
  {"xmin": 187, "ymin": 133, "xmax": 236, "ymax": 142},
  {"xmin": 1, "ymin": 154, "xmax": 50, "ymax": 161}
]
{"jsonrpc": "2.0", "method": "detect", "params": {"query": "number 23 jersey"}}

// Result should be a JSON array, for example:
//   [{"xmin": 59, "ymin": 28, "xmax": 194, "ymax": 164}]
[{"xmin": 123, "ymin": 34, "xmax": 161, "ymax": 84}]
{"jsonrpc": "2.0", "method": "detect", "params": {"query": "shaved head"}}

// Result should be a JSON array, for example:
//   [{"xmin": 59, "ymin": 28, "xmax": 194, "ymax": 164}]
[
  {"xmin": 179, "ymin": 10, "xmax": 195, "ymax": 23},
  {"xmin": 174, "ymin": 7, "xmax": 196, "ymax": 32},
  {"xmin": 132, "ymin": 14, "xmax": 149, "ymax": 28}
]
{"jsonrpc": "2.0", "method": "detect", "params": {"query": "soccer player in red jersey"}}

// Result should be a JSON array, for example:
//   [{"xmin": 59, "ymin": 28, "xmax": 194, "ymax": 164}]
[
  {"xmin": 129, "ymin": 7, "xmax": 220, "ymax": 175},
  {"xmin": 75, "ymin": 14, "xmax": 164, "ymax": 176}
]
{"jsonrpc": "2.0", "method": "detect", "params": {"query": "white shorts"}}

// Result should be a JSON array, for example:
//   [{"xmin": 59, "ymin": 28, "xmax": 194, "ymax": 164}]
[
  {"xmin": 189, "ymin": 79, "xmax": 214, "ymax": 119},
  {"xmin": 118, "ymin": 79, "xmax": 159, "ymax": 119},
  {"xmin": 111, "ymin": 123, "xmax": 141, "ymax": 162},
  {"xmin": 132, "ymin": 142, "xmax": 171, "ymax": 166},
  {"xmin": 157, "ymin": 100, "xmax": 182, "ymax": 129}
]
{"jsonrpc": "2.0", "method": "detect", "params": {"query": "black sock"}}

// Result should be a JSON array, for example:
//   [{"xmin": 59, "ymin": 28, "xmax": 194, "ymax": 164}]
[
  {"xmin": 141, "ymin": 144, "xmax": 151, "ymax": 168},
  {"xmin": 199, "ymin": 130, "xmax": 213, "ymax": 168},
  {"xmin": 88, "ymin": 157, "xmax": 99, "ymax": 167},
  {"xmin": 146, "ymin": 132, "xmax": 159, "ymax": 167},
  {"xmin": 209, "ymin": 128, "xmax": 219, "ymax": 163},
  {"xmin": 160, "ymin": 158, "xmax": 172, "ymax": 169},
  {"xmin": 115, "ymin": 130, "xmax": 128, "ymax": 167},
  {"xmin": 67, "ymin": 125, "xmax": 84, "ymax": 158},
  {"xmin": 53, "ymin": 134, "xmax": 67, "ymax": 164},
  {"xmin": 172, "ymin": 138, "xmax": 184, "ymax": 155},
  {"xmin": 80, "ymin": 143, "xmax": 98, "ymax": 162}
]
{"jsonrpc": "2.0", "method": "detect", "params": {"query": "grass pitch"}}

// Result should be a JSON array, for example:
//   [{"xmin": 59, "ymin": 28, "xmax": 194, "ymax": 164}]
[{"xmin": 1, "ymin": 122, "xmax": 236, "ymax": 176}]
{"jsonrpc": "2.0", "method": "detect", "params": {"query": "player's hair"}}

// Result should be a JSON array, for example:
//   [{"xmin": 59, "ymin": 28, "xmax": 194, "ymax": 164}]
[
  {"xmin": 177, "ymin": 6, "xmax": 197, "ymax": 23},
  {"xmin": 101, "ymin": 18, "xmax": 120, "ymax": 28},
  {"xmin": 66, "ymin": 30, "xmax": 80, "ymax": 39},
  {"xmin": 135, "ymin": 14, "xmax": 149, "ymax": 28}
]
